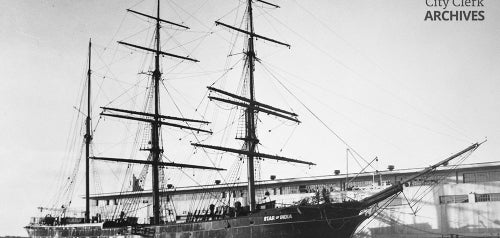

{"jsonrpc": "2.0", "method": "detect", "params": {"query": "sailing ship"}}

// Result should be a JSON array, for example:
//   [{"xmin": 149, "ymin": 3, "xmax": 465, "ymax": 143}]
[{"xmin": 25, "ymin": 0, "xmax": 483, "ymax": 237}]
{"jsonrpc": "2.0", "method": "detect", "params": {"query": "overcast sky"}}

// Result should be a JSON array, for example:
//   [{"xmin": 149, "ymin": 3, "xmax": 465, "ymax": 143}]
[{"xmin": 0, "ymin": 0, "xmax": 499, "ymax": 235}]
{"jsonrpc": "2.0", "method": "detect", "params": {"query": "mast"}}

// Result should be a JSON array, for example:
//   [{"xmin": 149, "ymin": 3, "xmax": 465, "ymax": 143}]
[
  {"xmin": 151, "ymin": 0, "xmax": 162, "ymax": 225},
  {"xmin": 84, "ymin": 39, "xmax": 92, "ymax": 223},
  {"xmin": 245, "ymin": 0, "xmax": 257, "ymax": 212},
  {"xmin": 95, "ymin": 0, "xmax": 219, "ymax": 226},
  {"xmin": 193, "ymin": 0, "xmax": 306, "ymax": 213},
  {"xmin": 346, "ymin": 148, "xmax": 349, "ymax": 190}
]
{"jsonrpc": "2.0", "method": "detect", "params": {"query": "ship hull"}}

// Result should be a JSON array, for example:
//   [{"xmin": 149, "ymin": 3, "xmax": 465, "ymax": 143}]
[{"xmin": 26, "ymin": 203, "xmax": 369, "ymax": 238}]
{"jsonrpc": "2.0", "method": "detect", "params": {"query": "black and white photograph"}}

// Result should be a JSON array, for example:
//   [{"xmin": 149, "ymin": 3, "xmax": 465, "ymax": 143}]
[{"xmin": 1, "ymin": 0, "xmax": 499, "ymax": 237}]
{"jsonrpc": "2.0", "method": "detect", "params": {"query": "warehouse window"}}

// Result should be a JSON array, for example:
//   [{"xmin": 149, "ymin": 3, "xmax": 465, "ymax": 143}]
[
  {"xmin": 475, "ymin": 193, "xmax": 500, "ymax": 202},
  {"xmin": 463, "ymin": 171, "xmax": 500, "ymax": 183},
  {"xmin": 490, "ymin": 171, "xmax": 500, "ymax": 181},
  {"xmin": 439, "ymin": 195, "xmax": 468, "ymax": 204},
  {"xmin": 476, "ymin": 172, "xmax": 489, "ymax": 182},
  {"xmin": 491, "ymin": 193, "xmax": 500, "ymax": 201},
  {"xmin": 476, "ymin": 194, "xmax": 490, "ymax": 202},
  {"xmin": 463, "ymin": 173, "xmax": 476, "ymax": 183}
]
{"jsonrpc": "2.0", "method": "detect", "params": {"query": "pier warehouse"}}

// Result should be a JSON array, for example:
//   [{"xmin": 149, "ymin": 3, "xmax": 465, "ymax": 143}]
[{"xmin": 88, "ymin": 161, "xmax": 500, "ymax": 237}]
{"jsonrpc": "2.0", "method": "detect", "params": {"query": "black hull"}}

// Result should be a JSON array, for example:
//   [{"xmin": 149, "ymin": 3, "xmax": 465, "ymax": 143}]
[{"xmin": 26, "ymin": 203, "xmax": 369, "ymax": 238}]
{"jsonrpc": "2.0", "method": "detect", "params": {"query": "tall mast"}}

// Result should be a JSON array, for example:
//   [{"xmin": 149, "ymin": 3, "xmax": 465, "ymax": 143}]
[
  {"xmin": 245, "ymin": 0, "xmax": 257, "ymax": 212},
  {"xmin": 151, "ymin": 0, "xmax": 162, "ymax": 225},
  {"xmin": 193, "ymin": 0, "xmax": 309, "ymax": 213},
  {"xmin": 84, "ymin": 39, "xmax": 92, "ymax": 223},
  {"xmin": 95, "ymin": 0, "xmax": 217, "ymax": 226}
]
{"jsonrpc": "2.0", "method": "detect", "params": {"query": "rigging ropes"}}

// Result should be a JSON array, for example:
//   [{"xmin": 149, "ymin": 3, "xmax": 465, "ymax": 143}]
[{"xmin": 258, "ymin": 60, "xmax": 371, "ymax": 165}]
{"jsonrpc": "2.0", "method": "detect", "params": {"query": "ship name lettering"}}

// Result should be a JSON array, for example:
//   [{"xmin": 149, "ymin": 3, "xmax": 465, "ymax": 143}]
[{"xmin": 263, "ymin": 214, "xmax": 292, "ymax": 222}]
